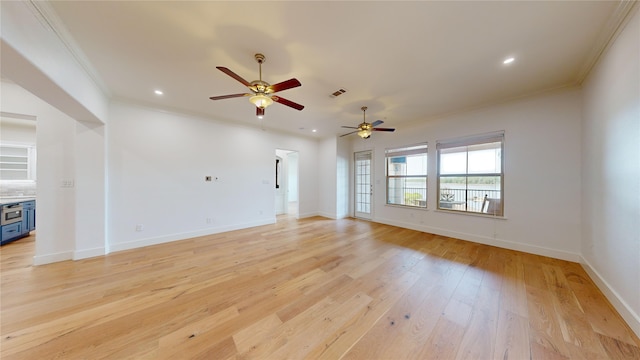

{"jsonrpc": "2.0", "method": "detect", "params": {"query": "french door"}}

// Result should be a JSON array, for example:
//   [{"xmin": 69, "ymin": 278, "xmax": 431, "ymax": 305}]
[{"xmin": 354, "ymin": 151, "xmax": 372, "ymax": 219}]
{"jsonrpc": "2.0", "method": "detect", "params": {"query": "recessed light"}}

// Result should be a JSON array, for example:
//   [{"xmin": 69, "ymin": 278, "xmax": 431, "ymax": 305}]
[
  {"xmin": 154, "ymin": 90, "xmax": 163, "ymax": 95},
  {"xmin": 503, "ymin": 57, "xmax": 515, "ymax": 65},
  {"xmin": 312, "ymin": 129, "xmax": 317, "ymax": 133}
]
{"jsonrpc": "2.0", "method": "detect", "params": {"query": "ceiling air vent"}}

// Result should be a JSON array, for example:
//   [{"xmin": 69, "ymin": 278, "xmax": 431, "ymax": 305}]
[{"xmin": 329, "ymin": 88, "xmax": 347, "ymax": 98}]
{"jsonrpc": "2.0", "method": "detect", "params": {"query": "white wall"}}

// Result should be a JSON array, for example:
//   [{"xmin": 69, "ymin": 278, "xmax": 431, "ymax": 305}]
[
  {"xmin": 75, "ymin": 121, "xmax": 107, "ymax": 258},
  {"xmin": 287, "ymin": 152, "xmax": 299, "ymax": 203},
  {"xmin": 107, "ymin": 101, "xmax": 320, "ymax": 251},
  {"xmin": 350, "ymin": 88, "xmax": 583, "ymax": 261},
  {"xmin": 581, "ymin": 8, "xmax": 640, "ymax": 337},
  {"xmin": 336, "ymin": 137, "xmax": 350, "ymax": 219},
  {"xmin": 318, "ymin": 137, "xmax": 338, "ymax": 218}
]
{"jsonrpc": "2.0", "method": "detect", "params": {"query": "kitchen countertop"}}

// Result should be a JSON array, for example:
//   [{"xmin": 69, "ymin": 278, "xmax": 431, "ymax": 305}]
[{"xmin": 0, "ymin": 197, "xmax": 36, "ymax": 206}]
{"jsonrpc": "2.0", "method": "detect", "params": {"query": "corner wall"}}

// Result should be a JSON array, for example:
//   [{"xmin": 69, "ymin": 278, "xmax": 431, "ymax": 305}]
[{"xmin": 581, "ymin": 8, "xmax": 640, "ymax": 337}]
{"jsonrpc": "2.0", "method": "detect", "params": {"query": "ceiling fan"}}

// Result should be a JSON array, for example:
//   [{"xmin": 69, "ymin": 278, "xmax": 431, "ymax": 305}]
[
  {"xmin": 209, "ymin": 53, "xmax": 304, "ymax": 118},
  {"xmin": 340, "ymin": 106, "xmax": 395, "ymax": 139}
]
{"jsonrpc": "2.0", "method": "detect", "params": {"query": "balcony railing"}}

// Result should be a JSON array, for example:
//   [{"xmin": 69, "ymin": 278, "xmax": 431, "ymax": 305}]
[
  {"xmin": 439, "ymin": 188, "xmax": 500, "ymax": 213},
  {"xmin": 388, "ymin": 186, "xmax": 426, "ymax": 207},
  {"xmin": 387, "ymin": 187, "xmax": 501, "ymax": 213}
]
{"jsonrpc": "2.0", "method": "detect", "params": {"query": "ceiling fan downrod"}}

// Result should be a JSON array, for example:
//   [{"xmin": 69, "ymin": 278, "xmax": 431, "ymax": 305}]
[{"xmin": 255, "ymin": 53, "xmax": 265, "ymax": 82}]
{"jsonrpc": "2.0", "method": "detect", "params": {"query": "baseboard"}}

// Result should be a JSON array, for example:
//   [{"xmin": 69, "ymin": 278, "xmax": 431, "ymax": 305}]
[
  {"xmin": 73, "ymin": 247, "xmax": 106, "ymax": 260},
  {"xmin": 109, "ymin": 218, "xmax": 275, "ymax": 253},
  {"xmin": 33, "ymin": 250, "xmax": 73, "ymax": 265},
  {"xmin": 374, "ymin": 217, "xmax": 581, "ymax": 262},
  {"xmin": 580, "ymin": 256, "xmax": 640, "ymax": 339},
  {"xmin": 298, "ymin": 211, "xmax": 320, "ymax": 219},
  {"xmin": 317, "ymin": 211, "xmax": 338, "ymax": 220}
]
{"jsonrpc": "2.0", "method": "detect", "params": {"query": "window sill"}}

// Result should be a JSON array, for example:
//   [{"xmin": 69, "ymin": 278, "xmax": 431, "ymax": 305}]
[
  {"xmin": 385, "ymin": 203, "xmax": 429, "ymax": 211},
  {"xmin": 434, "ymin": 209, "xmax": 507, "ymax": 220}
]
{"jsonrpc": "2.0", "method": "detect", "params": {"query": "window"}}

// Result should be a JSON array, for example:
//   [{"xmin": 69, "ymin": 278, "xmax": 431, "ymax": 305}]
[
  {"xmin": 437, "ymin": 132, "xmax": 504, "ymax": 216},
  {"xmin": 386, "ymin": 144, "xmax": 428, "ymax": 207}
]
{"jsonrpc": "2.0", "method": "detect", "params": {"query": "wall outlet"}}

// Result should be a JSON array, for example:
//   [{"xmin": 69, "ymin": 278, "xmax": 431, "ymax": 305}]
[
  {"xmin": 60, "ymin": 179, "xmax": 74, "ymax": 188},
  {"xmin": 135, "ymin": 224, "xmax": 144, "ymax": 232},
  {"xmin": 206, "ymin": 218, "xmax": 213, "ymax": 224},
  {"xmin": 205, "ymin": 176, "xmax": 212, "ymax": 182}
]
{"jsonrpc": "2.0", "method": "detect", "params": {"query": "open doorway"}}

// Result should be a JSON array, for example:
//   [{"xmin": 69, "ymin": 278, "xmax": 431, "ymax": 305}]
[
  {"xmin": 1, "ymin": 113, "xmax": 38, "ymax": 247},
  {"xmin": 275, "ymin": 149, "xmax": 299, "ymax": 219}
]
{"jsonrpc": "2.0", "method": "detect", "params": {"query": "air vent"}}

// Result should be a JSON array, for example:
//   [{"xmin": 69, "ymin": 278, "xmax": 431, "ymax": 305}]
[{"xmin": 329, "ymin": 88, "xmax": 347, "ymax": 98}]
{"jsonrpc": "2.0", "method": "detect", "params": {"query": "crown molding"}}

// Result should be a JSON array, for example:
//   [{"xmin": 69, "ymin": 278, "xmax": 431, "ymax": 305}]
[
  {"xmin": 576, "ymin": 0, "xmax": 639, "ymax": 84},
  {"xmin": 25, "ymin": 0, "xmax": 112, "ymax": 98}
]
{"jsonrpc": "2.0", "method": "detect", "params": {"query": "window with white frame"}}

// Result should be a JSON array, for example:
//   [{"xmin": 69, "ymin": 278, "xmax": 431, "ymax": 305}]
[
  {"xmin": 386, "ymin": 143, "xmax": 428, "ymax": 208},
  {"xmin": 437, "ymin": 132, "xmax": 504, "ymax": 216}
]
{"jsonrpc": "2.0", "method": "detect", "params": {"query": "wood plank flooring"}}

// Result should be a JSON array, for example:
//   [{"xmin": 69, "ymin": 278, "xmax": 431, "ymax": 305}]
[{"xmin": 1, "ymin": 216, "xmax": 639, "ymax": 359}]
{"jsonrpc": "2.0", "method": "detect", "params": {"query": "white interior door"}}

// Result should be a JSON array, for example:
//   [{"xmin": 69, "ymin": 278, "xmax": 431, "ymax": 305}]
[{"xmin": 354, "ymin": 151, "xmax": 372, "ymax": 220}]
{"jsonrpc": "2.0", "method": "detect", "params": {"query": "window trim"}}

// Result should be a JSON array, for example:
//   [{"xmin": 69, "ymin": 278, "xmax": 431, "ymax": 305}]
[
  {"xmin": 436, "ymin": 131, "xmax": 504, "ymax": 216},
  {"xmin": 385, "ymin": 143, "xmax": 428, "ymax": 208}
]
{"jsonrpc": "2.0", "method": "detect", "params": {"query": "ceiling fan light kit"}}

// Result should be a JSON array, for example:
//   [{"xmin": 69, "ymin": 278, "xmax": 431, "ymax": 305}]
[
  {"xmin": 249, "ymin": 94, "xmax": 273, "ymax": 109},
  {"xmin": 358, "ymin": 125, "xmax": 372, "ymax": 139},
  {"xmin": 209, "ymin": 53, "xmax": 304, "ymax": 118}
]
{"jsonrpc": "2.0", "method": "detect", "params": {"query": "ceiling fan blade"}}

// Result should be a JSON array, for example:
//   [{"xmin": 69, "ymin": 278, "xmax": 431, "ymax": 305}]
[
  {"xmin": 340, "ymin": 130, "xmax": 358, "ymax": 137},
  {"xmin": 372, "ymin": 128, "xmax": 395, "ymax": 132},
  {"xmin": 341, "ymin": 126, "xmax": 359, "ymax": 129},
  {"xmin": 272, "ymin": 96, "xmax": 304, "ymax": 111},
  {"xmin": 371, "ymin": 120, "xmax": 384, "ymax": 127},
  {"xmin": 209, "ymin": 93, "xmax": 250, "ymax": 100},
  {"xmin": 268, "ymin": 78, "xmax": 302, "ymax": 93},
  {"xmin": 216, "ymin": 67, "xmax": 251, "ymax": 87}
]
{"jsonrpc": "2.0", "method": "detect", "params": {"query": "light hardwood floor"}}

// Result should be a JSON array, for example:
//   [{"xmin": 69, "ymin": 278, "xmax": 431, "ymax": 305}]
[{"xmin": 1, "ymin": 216, "xmax": 639, "ymax": 359}]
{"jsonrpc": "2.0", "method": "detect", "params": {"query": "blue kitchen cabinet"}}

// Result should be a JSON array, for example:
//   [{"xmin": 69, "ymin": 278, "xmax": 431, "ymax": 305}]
[
  {"xmin": 22, "ymin": 200, "xmax": 36, "ymax": 232},
  {"xmin": 1, "ymin": 222, "xmax": 23, "ymax": 245},
  {"xmin": 1, "ymin": 200, "xmax": 35, "ymax": 245}
]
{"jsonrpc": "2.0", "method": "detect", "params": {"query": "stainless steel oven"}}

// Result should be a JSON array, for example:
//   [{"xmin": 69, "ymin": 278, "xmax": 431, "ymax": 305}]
[{"xmin": 1, "ymin": 204, "xmax": 23, "ymax": 225}]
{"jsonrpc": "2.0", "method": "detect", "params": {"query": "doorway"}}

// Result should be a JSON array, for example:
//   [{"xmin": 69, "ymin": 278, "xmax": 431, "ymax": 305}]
[
  {"xmin": 354, "ymin": 150, "xmax": 372, "ymax": 220},
  {"xmin": 275, "ymin": 149, "xmax": 299, "ymax": 218}
]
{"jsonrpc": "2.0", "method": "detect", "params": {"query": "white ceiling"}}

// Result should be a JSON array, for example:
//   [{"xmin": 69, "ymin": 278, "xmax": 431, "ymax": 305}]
[{"xmin": 42, "ymin": 1, "xmax": 625, "ymax": 138}]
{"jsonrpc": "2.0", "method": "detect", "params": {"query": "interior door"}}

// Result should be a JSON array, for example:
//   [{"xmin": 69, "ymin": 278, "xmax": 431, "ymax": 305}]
[{"xmin": 354, "ymin": 150, "xmax": 372, "ymax": 219}]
